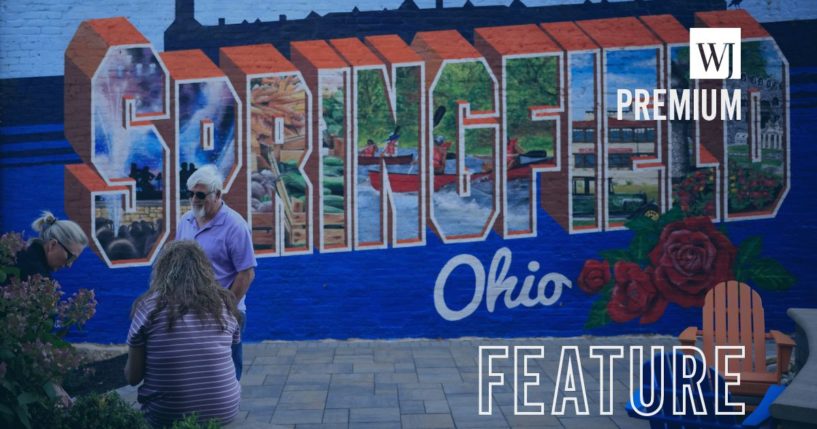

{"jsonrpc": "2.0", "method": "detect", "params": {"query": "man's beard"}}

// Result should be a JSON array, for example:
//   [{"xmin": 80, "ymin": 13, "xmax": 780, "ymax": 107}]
[{"xmin": 193, "ymin": 205, "xmax": 205, "ymax": 218}]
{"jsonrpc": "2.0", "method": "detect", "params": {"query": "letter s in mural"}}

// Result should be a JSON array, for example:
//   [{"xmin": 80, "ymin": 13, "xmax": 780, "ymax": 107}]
[{"xmin": 65, "ymin": 18, "xmax": 172, "ymax": 267}]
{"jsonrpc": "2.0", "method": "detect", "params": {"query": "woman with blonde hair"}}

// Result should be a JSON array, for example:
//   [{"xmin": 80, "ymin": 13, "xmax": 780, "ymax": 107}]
[
  {"xmin": 125, "ymin": 240, "xmax": 241, "ymax": 427},
  {"xmin": 11, "ymin": 211, "xmax": 88, "ymax": 281}
]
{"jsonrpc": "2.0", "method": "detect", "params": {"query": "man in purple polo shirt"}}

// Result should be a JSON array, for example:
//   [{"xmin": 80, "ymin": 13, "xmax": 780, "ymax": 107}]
[{"xmin": 175, "ymin": 164, "xmax": 256, "ymax": 380}]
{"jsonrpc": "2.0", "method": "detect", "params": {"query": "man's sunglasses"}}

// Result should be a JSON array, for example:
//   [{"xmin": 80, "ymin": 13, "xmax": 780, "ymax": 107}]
[
  {"xmin": 188, "ymin": 190, "xmax": 215, "ymax": 200},
  {"xmin": 56, "ymin": 239, "xmax": 76, "ymax": 264}
]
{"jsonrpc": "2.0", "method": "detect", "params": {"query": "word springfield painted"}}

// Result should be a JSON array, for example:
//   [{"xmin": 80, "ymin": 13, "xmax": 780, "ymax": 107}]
[
  {"xmin": 63, "ymin": 13, "xmax": 789, "ymax": 269},
  {"xmin": 478, "ymin": 345, "xmax": 747, "ymax": 416}
]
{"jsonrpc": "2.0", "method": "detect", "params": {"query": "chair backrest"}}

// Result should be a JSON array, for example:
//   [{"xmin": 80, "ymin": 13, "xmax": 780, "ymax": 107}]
[{"xmin": 702, "ymin": 281, "xmax": 767, "ymax": 374}]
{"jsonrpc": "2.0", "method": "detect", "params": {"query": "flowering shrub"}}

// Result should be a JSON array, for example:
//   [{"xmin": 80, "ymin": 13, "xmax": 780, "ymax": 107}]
[
  {"xmin": 728, "ymin": 165, "xmax": 783, "ymax": 213},
  {"xmin": 0, "ymin": 232, "xmax": 97, "ymax": 429},
  {"xmin": 579, "ymin": 208, "xmax": 795, "ymax": 328},
  {"xmin": 673, "ymin": 169, "xmax": 716, "ymax": 217}
]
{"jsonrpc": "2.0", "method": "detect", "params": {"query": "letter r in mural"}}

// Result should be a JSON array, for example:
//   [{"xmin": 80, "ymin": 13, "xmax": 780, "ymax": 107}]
[
  {"xmin": 64, "ymin": 18, "xmax": 171, "ymax": 267},
  {"xmin": 220, "ymin": 44, "xmax": 314, "ymax": 256}
]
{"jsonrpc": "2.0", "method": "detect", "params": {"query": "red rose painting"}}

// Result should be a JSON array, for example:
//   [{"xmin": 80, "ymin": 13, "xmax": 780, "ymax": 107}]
[{"xmin": 649, "ymin": 217, "xmax": 736, "ymax": 307}]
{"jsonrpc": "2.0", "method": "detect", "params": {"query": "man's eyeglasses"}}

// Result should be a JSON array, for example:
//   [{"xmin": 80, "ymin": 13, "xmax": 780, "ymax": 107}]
[
  {"xmin": 56, "ymin": 240, "xmax": 76, "ymax": 265},
  {"xmin": 188, "ymin": 190, "xmax": 215, "ymax": 200}
]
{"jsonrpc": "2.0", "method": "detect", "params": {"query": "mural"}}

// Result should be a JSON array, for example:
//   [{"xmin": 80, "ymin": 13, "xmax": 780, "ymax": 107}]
[{"xmin": 1, "ymin": 0, "xmax": 814, "ymax": 343}]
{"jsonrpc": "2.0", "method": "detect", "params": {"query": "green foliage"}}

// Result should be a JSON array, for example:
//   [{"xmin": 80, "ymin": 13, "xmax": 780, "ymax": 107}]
[
  {"xmin": 356, "ymin": 69, "xmax": 393, "ymax": 148},
  {"xmin": 322, "ymin": 87, "xmax": 345, "ymax": 137},
  {"xmin": 61, "ymin": 392, "xmax": 148, "ymax": 429},
  {"xmin": 734, "ymin": 236, "xmax": 762, "ymax": 282},
  {"xmin": 742, "ymin": 41, "xmax": 770, "ymax": 79},
  {"xmin": 733, "ymin": 236, "xmax": 794, "ymax": 291},
  {"xmin": 432, "ymin": 62, "xmax": 494, "ymax": 149},
  {"xmin": 355, "ymin": 67, "xmax": 421, "ymax": 152},
  {"xmin": 170, "ymin": 413, "xmax": 222, "ymax": 429},
  {"xmin": 0, "ymin": 232, "xmax": 97, "ymax": 429},
  {"xmin": 584, "ymin": 282, "xmax": 613, "ymax": 329},
  {"xmin": 506, "ymin": 56, "xmax": 558, "ymax": 155},
  {"xmin": 727, "ymin": 164, "xmax": 783, "ymax": 213}
]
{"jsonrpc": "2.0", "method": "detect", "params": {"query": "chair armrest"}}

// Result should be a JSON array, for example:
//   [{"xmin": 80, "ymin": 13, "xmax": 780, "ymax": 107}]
[
  {"xmin": 679, "ymin": 326, "xmax": 699, "ymax": 347},
  {"xmin": 741, "ymin": 384, "xmax": 785, "ymax": 429},
  {"xmin": 768, "ymin": 330, "xmax": 795, "ymax": 379}
]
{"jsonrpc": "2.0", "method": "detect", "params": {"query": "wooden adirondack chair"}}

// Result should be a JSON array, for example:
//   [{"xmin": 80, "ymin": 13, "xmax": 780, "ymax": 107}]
[{"xmin": 679, "ymin": 281, "xmax": 795, "ymax": 397}]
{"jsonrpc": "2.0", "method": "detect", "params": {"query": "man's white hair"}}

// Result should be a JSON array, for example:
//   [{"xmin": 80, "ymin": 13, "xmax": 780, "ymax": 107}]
[{"xmin": 187, "ymin": 164, "xmax": 224, "ymax": 193}]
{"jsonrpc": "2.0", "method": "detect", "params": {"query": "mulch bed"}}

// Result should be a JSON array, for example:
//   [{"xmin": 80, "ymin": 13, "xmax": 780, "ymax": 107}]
[{"xmin": 63, "ymin": 353, "xmax": 129, "ymax": 397}]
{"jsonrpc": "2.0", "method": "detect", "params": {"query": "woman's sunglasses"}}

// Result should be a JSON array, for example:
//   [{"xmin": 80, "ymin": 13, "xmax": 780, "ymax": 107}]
[
  {"xmin": 188, "ymin": 190, "xmax": 215, "ymax": 200},
  {"xmin": 56, "ymin": 239, "xmax": 76, "ymax": 264}
]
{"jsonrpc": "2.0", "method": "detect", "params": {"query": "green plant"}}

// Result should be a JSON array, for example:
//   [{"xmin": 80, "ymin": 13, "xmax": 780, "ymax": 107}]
[
  {"xmin": 0, "ymin": 232, "xmax": 97, "ymax": 428},
  {"xmin": 62, "ymin": 392, "xmax": 148, "ymax": 429},
  {"xmin": 170, "ymin": 413, "xmax": 222, "ymax": 429}
]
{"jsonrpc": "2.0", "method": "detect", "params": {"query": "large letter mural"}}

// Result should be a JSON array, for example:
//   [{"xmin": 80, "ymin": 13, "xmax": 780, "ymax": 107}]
[
  {"xmin": 220, "ymin": 44, "xmax": 314, "ymax": 256},
  {"xmin": 291, "ymin": 40, "xmax": 352, "ymax": 252},
  {"xmin": 64, "ymin": 10, "xmax": 790, "ymax": 268},
  {"xmin": 413, "ymin": 30, "xmax": 501, "ymax": 242},
  {"xmin": 65, "ymin": 18, "xmax": 171, "ymax": 267},
  {"xmin": 475, "ymin": 24, "xmax": 563, "ymax": 238},
  {"xmin": 578, "ymin": 18, "xmax": 668, "ymax": 230}
]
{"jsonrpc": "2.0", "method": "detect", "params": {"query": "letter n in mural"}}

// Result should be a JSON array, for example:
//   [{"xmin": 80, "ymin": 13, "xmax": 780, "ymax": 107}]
[
  {"xmin": 64, "ymin": 17, "xmax": 171, "ymax": 267},
  {"xmin": 331, "ymin": 36, "xmax": 425, "ymax": 249}
]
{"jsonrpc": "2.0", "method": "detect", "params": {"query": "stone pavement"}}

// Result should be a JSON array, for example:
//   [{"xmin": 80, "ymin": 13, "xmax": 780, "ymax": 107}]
[{"xmin": 117, "ymin": 335, "xmax": 679, "ymax": 428}]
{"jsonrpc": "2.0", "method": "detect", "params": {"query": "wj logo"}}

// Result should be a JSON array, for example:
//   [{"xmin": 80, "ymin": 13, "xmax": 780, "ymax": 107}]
[{"xmin": 690, "ymin": 28, "xmax": 742, "ymax": 80}]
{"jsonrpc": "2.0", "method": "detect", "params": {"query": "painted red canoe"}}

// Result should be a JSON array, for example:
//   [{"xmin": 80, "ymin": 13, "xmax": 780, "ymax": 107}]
[
  {"xmin": 357, "ymin": 154, "xmax": 414, "ymax": 166},
  {"xmin": 368, "ymin": 164, "xmax": 534, "ymax": 193}
]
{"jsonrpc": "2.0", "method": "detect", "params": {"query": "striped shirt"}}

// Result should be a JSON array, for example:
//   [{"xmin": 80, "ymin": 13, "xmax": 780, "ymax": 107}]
[{"xmin": 128, "ymin": 294, "xmax": 241, "ymax": 427}]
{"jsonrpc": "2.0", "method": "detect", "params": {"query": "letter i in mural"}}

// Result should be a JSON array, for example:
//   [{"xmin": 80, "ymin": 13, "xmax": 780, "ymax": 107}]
[
  {"xmin": 64, "ymin": 18, "xmax": 171, "ymax": 267},
  {"xmin": 696, "ymin": 11, "xmax": 790, "ymax": 221},
  {"xmin": 641, "ymin": 15, "xmax": 720, "ymax": 221},
  {"xmin": 291, "ymin": 41, "xmax": 352, "ymax": 252},
  {"xmin": 476, "ymin": 24, "xmax": 563, "ymax": 238},
  {"xmin": 542, "ymin": 22, "xmax": 604, "ymax": 233},
  {"xmin": 330, "ymin": 36, "xmax": 426, "ymax": 249},
  {"xmin": 413, "ymin": 30, "xmax": 501, "ymax": 242},
  {"xmin": 157, "ymin": 50, "xmax": 243, "ymax": 232},
  {"xmin": 220, "ymin": 44, "xmax": 314, "ymax": 256},
  {"xmin": 578, "ymin": 18, "xmax": 667, "ymax": 230}
]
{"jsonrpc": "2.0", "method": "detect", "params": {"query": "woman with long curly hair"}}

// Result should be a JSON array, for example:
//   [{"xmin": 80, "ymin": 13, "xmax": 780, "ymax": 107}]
[{"xmin": 124, "ymin": 240, "xmax": 241, "ymax": 427}]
